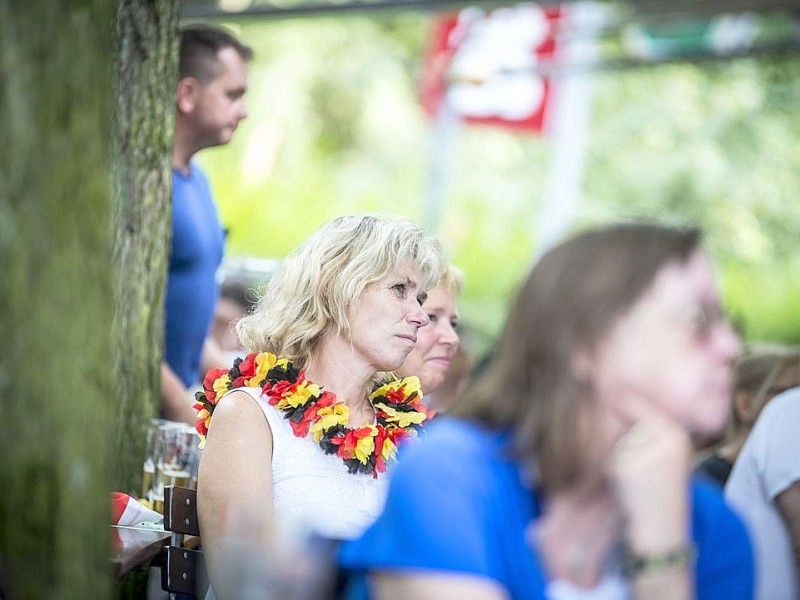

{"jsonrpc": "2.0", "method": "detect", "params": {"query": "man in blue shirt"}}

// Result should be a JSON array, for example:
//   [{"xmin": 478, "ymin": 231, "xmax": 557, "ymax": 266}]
[{"xmin": 162, "ymin": 25, "xmax": 252, "ymax": 423}]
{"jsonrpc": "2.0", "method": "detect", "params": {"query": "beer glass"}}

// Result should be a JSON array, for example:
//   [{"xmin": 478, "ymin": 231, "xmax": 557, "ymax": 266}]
[
  {"xmin": 140, "ymin": 418, "xmax": 167, "ymax": 500},
  {"xmin": 151, "ymin": 421, "xmax": 183, "ymax": 513}
]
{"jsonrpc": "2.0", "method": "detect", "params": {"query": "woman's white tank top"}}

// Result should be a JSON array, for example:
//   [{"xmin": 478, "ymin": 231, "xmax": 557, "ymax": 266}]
[{"xmin": 234, "ymin": 386, "xmax": 388, "ymax": 541}]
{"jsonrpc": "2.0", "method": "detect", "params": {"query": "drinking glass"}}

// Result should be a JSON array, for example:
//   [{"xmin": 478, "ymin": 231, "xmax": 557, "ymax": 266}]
[
  {"xmin": 140, "ymin": 418, "xmax": 167, "ymax": 500},
  {"xmin": 151, "ymin": 421, "xmax": 183, "ymax": 513}
]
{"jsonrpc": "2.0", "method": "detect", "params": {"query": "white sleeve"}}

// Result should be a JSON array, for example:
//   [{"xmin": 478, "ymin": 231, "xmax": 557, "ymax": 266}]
[
  {"xmin": 754, "ymin": 389, "xmax": 800, "ymax": 501},
  {"xmin": 546, "ymin": 573, "xmax": 629, "ymax": 600}
]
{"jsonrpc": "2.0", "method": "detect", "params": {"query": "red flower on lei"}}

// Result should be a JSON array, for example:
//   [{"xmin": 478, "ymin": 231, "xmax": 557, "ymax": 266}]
[{"xmin": 193, "ymin": 352, "xmax": 433, "ymax": 478}]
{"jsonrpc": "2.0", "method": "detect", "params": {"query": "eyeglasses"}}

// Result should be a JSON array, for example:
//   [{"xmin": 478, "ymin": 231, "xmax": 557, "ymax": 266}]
[{"xmin": 682, "ymin": 303, "xmax": 731, "ymax": 342}]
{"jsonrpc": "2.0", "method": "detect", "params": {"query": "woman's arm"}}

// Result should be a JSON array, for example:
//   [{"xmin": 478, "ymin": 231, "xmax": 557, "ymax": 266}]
[
  {"xmin": 373, "ymin": 571, "xmax": 509, "ymax": 600},
  {"xmin": 610, "ymin": 411, "xmax": 693, "ymax": 600},
  {"xmin": 776, "ymin": 481, "xmax": 800, "ymax": 576},
  {"xmin": 160, "ymin": 362, "xmax": 197, "ymax": 425},
  {"xmin": 197, "ymin": 390, "xmax": 274, "ymax": 600}
]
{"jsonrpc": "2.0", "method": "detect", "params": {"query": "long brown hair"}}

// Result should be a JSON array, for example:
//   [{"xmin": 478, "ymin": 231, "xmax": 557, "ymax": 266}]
[{"xmin": 454, "ymin": 223, "xmax": 701, "ymax": 492}]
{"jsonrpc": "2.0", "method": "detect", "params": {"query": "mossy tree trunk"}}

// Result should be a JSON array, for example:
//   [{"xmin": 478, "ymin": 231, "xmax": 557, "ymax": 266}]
[
  {"xmin": 0, "ymin": 0, "xmax": 181, "ymax": 596},
  {"xmin": 112, "ymin": 0, "xmax": 181, "ymax": 494},
  {"xmin": 0, "ymin": 1, "xmax": 115, "ymax": 597}
]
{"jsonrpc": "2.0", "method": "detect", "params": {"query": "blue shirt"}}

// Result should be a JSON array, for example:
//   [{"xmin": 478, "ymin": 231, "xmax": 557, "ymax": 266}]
[
  {"xmin": 340, "ymin": 418, "xmax": 754, "ymax": 600},
  {"xmin": 164, "ymin": 163, "xmax": 224, "ymax": 388}
]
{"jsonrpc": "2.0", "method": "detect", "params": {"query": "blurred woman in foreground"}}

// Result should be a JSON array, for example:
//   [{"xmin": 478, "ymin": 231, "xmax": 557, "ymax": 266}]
[{"xmin": 341, "ymin": 223, "xmax": 753, "ymax": 599}]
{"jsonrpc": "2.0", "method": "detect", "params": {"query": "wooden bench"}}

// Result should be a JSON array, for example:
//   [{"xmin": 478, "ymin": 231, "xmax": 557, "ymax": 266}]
[{"xmin": 160, "ymin": 485, "xmax": 207, "ymax": 598}]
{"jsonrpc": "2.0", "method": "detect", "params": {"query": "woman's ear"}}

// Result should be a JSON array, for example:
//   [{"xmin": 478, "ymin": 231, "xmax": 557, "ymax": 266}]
[{"xmin": 176, "ymin": 77, "xmax": 200, "ymax": 114}]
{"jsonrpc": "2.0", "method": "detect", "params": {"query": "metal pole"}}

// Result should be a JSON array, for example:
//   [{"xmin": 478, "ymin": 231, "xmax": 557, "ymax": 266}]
[
  {"xmin": 533, "ymin": 1, "xmax": 605, "ymax": 261},
  {"xmin": 422, "ymin": 92, "xmax": 461, "ymax": 234}
]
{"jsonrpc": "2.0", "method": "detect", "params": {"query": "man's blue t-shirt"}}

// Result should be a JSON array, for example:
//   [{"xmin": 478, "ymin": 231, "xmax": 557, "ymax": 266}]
[
  {"xmin": 340, "ymin": 418, "xmax": 754, "ymax": 600},
  {"xmin": 164, "ymin": 163, "xmax": 224, "ymax": 388}
]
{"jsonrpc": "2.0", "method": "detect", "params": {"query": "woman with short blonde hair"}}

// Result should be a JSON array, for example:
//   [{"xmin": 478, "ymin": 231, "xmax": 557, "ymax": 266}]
[
  {"xmin": 238, "ymin": 215, "xmax": 443, "ymax": 368},
  {"xmin": 197, "ymin": 214, "xmax": 443, "ymax": 599},
  {"xmin": 397, "ymin": 263, "xmax": 465, "ymax": 407}
]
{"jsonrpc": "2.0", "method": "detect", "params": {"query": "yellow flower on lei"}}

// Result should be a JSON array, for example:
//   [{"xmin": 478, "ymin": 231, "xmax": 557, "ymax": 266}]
[
  {"xmin": 244, "ymin": 352, "xmax": 285, "ymax": 387},
  {"xmin": 354, "ymin": 427, "xmax": 378, "ymax": 464},
  {"xmin": 371, "ymin": 376, "xmax": 421, "ymax": 401},
  {"xmin": 270, "ymin": 379, "xmax": 322, "ymax": 410},
  {"xmin": 380, "ymin": 437, "xmax": 398, "ymax": 462},
  {"xmin": 377, "ymin": 404, "xmax": 427, "ymax": 428},
  {"xmin": 196, "ymin": 408, "xmax": 212, "ymax": 449},
  {"xmin": 291, "ymin": 380, "xmax": 321, "ymax": 407},
  {"xmin": 212, "ymin": 374, "xmax": 231, "ymax": 397},
  {"xmin": 310, "ymin": 404, "xmax": 349, "ymax": 441}
]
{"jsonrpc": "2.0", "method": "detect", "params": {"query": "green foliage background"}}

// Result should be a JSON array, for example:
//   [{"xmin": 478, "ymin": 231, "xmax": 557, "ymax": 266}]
[{"xmin": 197, "ymin": 14, "xmax": 800, "ymax": 350}]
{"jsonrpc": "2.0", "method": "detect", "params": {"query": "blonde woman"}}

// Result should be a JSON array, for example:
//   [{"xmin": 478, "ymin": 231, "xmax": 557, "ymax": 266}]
[
  {"xmin": 195, "ymin": 215, "xmax": 443, "ymax": 598},
  {"xmin": 397, "ymin": 264, "xmax": 463, "ymax": 407}
]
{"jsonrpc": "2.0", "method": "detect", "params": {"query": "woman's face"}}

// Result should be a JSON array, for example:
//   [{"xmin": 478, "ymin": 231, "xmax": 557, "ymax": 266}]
[
  {"xmin": 347, "ymin": 262, "xmax": 430, "ymax": 373},
  {"xmin": 588, "ymin": 249, "xmax": 741, "ymax": 437},
  {"xmin": 397, "ymin": 284, "xmax": 460, "ymax": 393}
]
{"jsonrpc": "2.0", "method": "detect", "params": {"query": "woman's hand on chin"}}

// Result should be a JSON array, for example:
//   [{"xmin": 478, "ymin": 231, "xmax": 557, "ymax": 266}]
[{"xmin": 606, "ymin": 394, "xmax": 692, "ymax": 555}]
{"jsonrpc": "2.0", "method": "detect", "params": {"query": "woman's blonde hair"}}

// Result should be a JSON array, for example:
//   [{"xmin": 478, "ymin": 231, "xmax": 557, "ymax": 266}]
[
  {"xmin": 454, "ymin": 222, "xmax": 702, "ymax": 493},
  {"xmin": 237, "ymin": 214, "xmax": 443, "ymax": 368},
  {"xmin": 437, "ymin": 264, "xmax": 464, "ymax": 296}
]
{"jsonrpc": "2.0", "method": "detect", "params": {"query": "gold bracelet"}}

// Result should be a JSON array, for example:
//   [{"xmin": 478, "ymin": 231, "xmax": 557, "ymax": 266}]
[{"xmin": 623, "ymin": 545, "xmax": 695, "ymax": 577}]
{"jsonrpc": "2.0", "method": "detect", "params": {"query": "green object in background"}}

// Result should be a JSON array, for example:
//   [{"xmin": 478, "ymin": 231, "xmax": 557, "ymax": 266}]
[
  {"xmin": 625, "ymin": 20, "xmax": 717, "ymax": 58},
  {"xmin": 623, "ymin": 15, "xmax": 759, "ymax": 59}
]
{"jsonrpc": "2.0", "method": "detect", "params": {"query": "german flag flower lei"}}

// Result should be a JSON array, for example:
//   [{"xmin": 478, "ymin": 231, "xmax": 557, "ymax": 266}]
[{"xmin": 194, "ymin": 351, "xmax": 432, "ymax": 478}]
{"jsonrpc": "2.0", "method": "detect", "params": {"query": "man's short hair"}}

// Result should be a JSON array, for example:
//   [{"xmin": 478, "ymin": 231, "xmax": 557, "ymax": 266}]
[{"xmin": 179, "ymin": 24, "xmax": 253, "ymax": 84}]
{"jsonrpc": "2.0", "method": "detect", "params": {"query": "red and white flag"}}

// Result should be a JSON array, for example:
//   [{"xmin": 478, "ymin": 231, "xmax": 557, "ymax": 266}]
[{"xmin": 111, "ymin": 492, "xmax": 163, "ymax": 527}]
